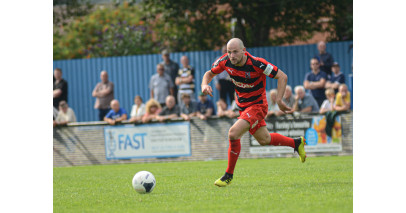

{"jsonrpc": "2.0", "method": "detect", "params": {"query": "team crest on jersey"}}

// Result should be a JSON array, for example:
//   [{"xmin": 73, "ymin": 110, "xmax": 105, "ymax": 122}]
[{"xmin": 245, "ymin": 72, "xmax": 251, "ymax": 79}]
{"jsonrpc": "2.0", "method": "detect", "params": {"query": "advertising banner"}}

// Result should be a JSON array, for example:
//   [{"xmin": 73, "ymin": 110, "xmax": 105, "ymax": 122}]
[
  {"xmin": 104, "ymin": 122, "xmax": 191, "ymax": 160},
  {"xmin": 250, "ymin": 114, "xmax": 342, "ymax": 154}
]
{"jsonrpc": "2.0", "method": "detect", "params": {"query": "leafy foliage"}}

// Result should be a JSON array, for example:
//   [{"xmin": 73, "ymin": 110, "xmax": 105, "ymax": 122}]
[{"xmin": 53, "ymin": 2, "xmax": 158, "ymax": 59}]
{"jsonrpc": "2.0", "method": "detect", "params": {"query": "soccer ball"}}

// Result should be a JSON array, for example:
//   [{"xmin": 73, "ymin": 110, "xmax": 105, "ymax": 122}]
[{"xmin": 132, "ymin": 171, "xmax": 156, "ymax": 194}]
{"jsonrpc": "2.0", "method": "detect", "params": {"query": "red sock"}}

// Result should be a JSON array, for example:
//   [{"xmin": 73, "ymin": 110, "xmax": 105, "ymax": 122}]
[
  {"xmin": 226, "ymin": 139, "xmax": 241, "ymax": 174},
  {"xmin": 269, "ymin": 133, "xmax": 295, "ymax": 148}
]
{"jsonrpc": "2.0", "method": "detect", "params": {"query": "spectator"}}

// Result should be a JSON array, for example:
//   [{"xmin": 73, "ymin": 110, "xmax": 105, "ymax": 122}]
[
  {"xmin": 160, "ymin": 49, "xmax": 180, "ymax": 104},
  {"xmin": 196, "ymin": 92, "xmax": 216, "ymax": 120},
  {"xmin": 175, "ymin": 55, "xmax": 195, "ymax": 104},
  {"xmin": 53, "ymin": 68, "xmax": 68, "ymax": 109},
  {"xmin": 217, "ymin": 93, "xmax": 239, "ymax": 119},
  {"xmin": 104, "ymin": 99, "xmax": 127, "ymax": 125},
  {"xmin": 157, "ymin": 95, "xmax": 180, "ymax": 122},
  {"xmin": 180, "ymin": 93, "xmax": 198, "ymax": 121},
  {"xmin": 314, "ymin": 41, "xmax": 334, "ymax": 76},
  {"xmin": 325, "ymin": 62, "xmax": 345, "ymax": 94},
  {"xmin": 334, "ymin": 84, "xmax": 351, "ymax": 112},
  {"xmin": 304, "ymin": 58, "xmax": 328, "ymax": 107},
  {"xmin": 266, "ymin": 89, "xmax": 284, "ymax": 118},
  {"xmin": 142, "ymin": 99, "xmax": 162, "ymax": 123},
  {"xmin": 214, "ymin": 45, "xmax": 235, "ymax": 107},
  {"xmin": 282, "ymin": 85, "xmax": 295, "ymax": 108},
  {"xmin": 319, "ymin": 88, "xmax": 335, "ymax": 114},
  {"xmin": 128, "ymin": 95, "xmax": 146, "ymax": 123},
  {"xmin": 92, "ymin": 70, "xmax": 114, "ymax": 121},
  {"xmin": 150, "ymin": 64, "xmax": 174, "ymax": 107},
  {"xmin": 55, "ymin": 100, "xmax": 77, "ymax": 126},
  {"xmin": 293, "ymin": 85, "xmax": 319, "ymax": 113}
]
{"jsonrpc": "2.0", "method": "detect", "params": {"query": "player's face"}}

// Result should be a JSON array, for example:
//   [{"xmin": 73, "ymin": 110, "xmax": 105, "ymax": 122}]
[{"xmin": 227, "ymin": 44, "xmax": 245, "ymax": 65}]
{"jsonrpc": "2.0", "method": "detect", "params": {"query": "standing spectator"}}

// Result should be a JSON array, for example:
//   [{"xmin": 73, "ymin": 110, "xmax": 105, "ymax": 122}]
[
  {"xmin": 196, "ymin": 92, "xmax": 216, "ymax": 120},
  {"xmin": 282, "ymin": 85, "xmax": 295, "ymax": 108},
  {"xmin": 142, "ymin": 99, "xmax": 162, "ymax": 123},
  {"xmin": 149, "ymin": 64, "xmax": 174, "ymax": 107},
  {"xmin": 55, "ymin": 100, "xmax": 77, "ymax": 126},
  {"xmin": 175, "ymin": 55, "xmax": 195, "ymax": 104},
  {"xmin": 334, "ymin": 84, "xmax": 351, "ymax": 112},
  {"xmin": 325, "ymin": 62, "xmax": 345, "ymax": 94},
  {"xmin": 304, "ymin": 58, "xmax": 327, "ymax": 107},
  {"xmin": 160, "ymin": 49, "xmax": 180, "ymax": 103},
  {"xmin": 128, "ymin": 95, "xmax": 146, "ymax": 123},
  {"xmin": 53, "ymin": 68, "xmax": 68, "ymax": 109},
  {"xmin": 319, "ymin": 88, "xmax": 335, "ymax": 114},
  {"xmin": 92, "ymin": 70, "xmax": 114, "ymax": 121},
  {"xmin": 293, "ymin": 85, "xmax": 319, "ymax": 113},
  {"xmin": 157, "ymin": 95, "xmax": 180, "ymax": 122},
  {"xmin": 104, "ymin": 99, "xmax": 127, "ymax": 125},
  {"xmin": 180, "ymin": 93, "xmax": 198, "ymax": 121},
  {"xmin": 314, "ymin": 41, "xmax": 334, "ymax": 76},
  {"xmin": 214, "ymin": 45, "xmax": 235, "ymax": 107},
  {"xmin": 266, "ymin": 89, "xmax": 283, "ymax": 118}
]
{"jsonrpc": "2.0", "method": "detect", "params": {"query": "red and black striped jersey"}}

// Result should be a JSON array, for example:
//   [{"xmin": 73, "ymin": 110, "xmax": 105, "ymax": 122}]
[{"xmin": 211, "ymin": 51, "xmax": 279, "ymax": 110}]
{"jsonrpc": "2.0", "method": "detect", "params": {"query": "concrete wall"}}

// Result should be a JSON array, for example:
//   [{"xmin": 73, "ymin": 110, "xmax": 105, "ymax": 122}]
[{"xmin": 53, "ymin": 112, "xmax": 353, "ymax": 167}]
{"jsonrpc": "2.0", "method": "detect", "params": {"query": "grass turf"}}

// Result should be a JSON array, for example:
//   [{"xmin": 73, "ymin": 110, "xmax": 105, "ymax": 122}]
[{"xmin": 54, "ymin": 155, "xmax": 352, "ymax": 213}]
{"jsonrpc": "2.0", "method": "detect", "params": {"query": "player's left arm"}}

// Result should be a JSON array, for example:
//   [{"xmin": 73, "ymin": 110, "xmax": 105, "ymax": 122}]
[{"xmin": 273, "ymin": 70, "xmax": 294, "ymax": 114}]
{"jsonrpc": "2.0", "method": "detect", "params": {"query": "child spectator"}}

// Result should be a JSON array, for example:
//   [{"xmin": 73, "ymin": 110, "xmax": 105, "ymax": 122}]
[{"xmin": 319, "ymin": 88, "xmax": 335, "ymax": 114}]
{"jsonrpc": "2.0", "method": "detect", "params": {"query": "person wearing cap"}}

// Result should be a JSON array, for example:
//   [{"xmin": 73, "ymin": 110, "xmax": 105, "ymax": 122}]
[
  {"xmin": 325, "ymin": 62, "xmax": 345, "ymax": 94},
  {"xmin": 55, "ymin": 100, "xmax": 77, "ymax": 126},
  {"xmin": 160, "ymin": 49, "xmax": 180, "ymax": 104},
  {"xmin": 196, "ymin": 92, "xmax": 216, "ymax": 120},
  {"xmin": 180, "ymin": 93, "xmax": 198, "ymax": 121},
  {"xmin": 314, "ymin": 41, "xmax": 334, "ymax": 76}
]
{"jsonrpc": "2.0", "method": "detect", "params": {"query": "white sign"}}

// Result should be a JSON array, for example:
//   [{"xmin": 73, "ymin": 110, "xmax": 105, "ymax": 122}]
[{"xmin": 104, "ymin": 122, "xmax": 191, "ymax": 160}]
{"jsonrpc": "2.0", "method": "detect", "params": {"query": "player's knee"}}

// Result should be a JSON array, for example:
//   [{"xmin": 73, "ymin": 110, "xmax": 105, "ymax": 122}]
[
  {"xmin": 228, "ymin": 127, "xmax": 240, "ymax": 140},
  {"xmin": 257, "ymin": 138, "xmax": 269, "ymax": 146}
]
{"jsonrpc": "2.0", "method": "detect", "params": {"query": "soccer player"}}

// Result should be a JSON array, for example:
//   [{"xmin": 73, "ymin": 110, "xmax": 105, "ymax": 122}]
[{"xmin": 201, "ymin": 38, "xmax": 307, "ymax": 187}]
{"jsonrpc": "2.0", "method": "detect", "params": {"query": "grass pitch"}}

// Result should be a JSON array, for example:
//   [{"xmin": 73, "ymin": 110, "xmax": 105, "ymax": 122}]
[{"xmin": 54, "ymin": 156, "xmax": 353, "ymax": 213}]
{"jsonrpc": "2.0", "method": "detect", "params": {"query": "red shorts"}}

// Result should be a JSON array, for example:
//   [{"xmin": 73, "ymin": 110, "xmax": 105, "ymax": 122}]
[{"xmin": 238, "ymin": 104, "xmax": 268, "ymax": 135}]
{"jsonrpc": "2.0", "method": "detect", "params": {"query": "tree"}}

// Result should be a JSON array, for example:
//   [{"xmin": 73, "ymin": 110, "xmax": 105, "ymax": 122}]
[{"xmin": 141, "ymin": 0, "xmax": 230, "ymax": 52}]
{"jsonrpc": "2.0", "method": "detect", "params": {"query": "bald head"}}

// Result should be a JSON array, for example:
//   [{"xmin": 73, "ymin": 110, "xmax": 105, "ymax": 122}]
[
  {"xmin": 227, "ymin": 38, "xmax": 245, "ymax": 49},
  {"xmin": 100, "ymin": 70, "xmax": 108, "ymax": 83},
  {"xmin": 165, "ymin": 95, "xmax": 176, "ymax": 109},
  {"xmin": 226, "ymin": 38, "xmax": 246, "ymax": 66},
  {"xmin": 110, "ymin": 99, "xmax": 120, "ymax": 112},
  {"xmin": 317, "ymin": 41, "xmax": 326, "ymax": 53}
]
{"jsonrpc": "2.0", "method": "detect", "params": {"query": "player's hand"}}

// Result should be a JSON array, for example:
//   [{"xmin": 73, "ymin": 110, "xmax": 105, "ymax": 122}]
[
  {"xmin": 277, "ymin": 101, "xmax": 294, "ymax": 114},
  {"xmin": 201, "ymin": 85, "xmax": 213, "ymax": 97}
]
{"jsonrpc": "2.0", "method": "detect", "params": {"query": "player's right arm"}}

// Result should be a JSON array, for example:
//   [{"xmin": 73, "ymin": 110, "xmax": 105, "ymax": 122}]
[{"xmin": 201, "ymin": 71, "xmax": 217, "ymax": 97}]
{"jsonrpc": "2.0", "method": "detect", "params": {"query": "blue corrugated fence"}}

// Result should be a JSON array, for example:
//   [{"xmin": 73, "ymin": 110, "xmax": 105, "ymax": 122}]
[{"xmin": 53, "ymin": 41, "xmax": 353, "ymax": 122}]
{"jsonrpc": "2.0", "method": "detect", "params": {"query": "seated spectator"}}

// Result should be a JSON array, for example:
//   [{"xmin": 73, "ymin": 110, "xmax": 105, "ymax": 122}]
[
  {"xmin": 293, "ymin": 85, "xmax": 319, "ymax": 113},
  {"xmin": 266, "ymin": 89, "xmax": 284, "ymax": 118},
  {"xmin": 180, "ymin": 93, "xmax": 197, "ymax": 121},
  {"xmin": 157, "ymin": 95, "xmax": 180, "ymax": 122},
  {"xmin": 150, "ymin": 64, "xmax": 174, "ymax": 107},
  {"xmin": 104, "ymin": 99, "xmax": 127, "ymax": 125},
  {"xmin": 334, "ymin": 84, "xmax": 351, "ymax": 112},
  {"xmin": 142, "ymin": 99, "xmax": 162, "ymax": 123},
  {"xmin": 319, "ymin": 88, "xmax": 335, "ymax": 114},
  {"xmin": 325, "ymin": 62, "xmax": 345, "ymax": 94},
  {"xmin": 303, "ymin": 57, "xmax": 327, "ymax": 107},
  {"xmin": 196, "ymin": 92, "xmax": 216, "ymax": 120},
  {"xmin": 282, "ymin": 85, "xmax": 295, "ymax": 108},
  {"xmin": 217, "ymin": 93, "xmax": 239, "ymax": 118},
  {"xmin": 129, "ymin": 95, "xmax": 146, "ymax": 123},
  {"xmin": 55, "ymin": 101, "xmax": 77, "ymax": 126}
]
